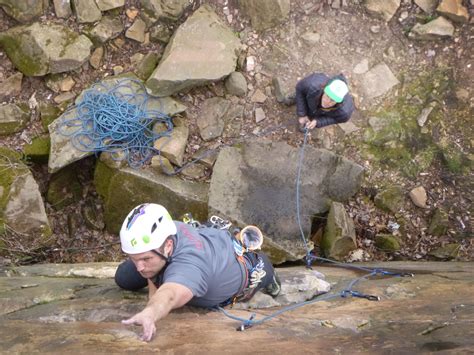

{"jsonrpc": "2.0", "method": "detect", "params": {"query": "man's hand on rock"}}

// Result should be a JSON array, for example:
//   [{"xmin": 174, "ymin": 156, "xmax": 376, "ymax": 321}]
[{"xmin": 122, "ymin": 307, "xmax": 157, "ymax": 342}]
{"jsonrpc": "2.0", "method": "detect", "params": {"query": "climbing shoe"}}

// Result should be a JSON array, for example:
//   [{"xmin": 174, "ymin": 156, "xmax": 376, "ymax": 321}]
[{"xmin": 264, "ymin": 272, "xmax": 281, "ymax": 298}]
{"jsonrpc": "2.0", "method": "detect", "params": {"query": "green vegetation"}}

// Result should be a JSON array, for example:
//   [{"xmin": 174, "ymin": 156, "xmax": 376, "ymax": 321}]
[{"xmin": 361, "ymin": 68, "xmax": 470, "ymax": 177}]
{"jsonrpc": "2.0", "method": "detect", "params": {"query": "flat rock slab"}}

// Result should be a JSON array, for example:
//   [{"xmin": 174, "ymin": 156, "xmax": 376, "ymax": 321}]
[{"xmin": 0, "ymin": 262, "xmax": 473, "ymax": 353}]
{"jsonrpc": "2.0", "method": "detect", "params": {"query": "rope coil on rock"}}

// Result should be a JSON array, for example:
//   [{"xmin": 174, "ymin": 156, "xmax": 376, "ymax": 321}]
[{"xmin": 58, "ymin": 79, "xmax": 173, "ymax": 168}]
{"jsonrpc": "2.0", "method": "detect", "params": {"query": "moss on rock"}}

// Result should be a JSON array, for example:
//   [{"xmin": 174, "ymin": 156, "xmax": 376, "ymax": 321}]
[
  {"xmin": 360, "ymin": 68, "xmax": 454, "ymax": 178},
  {"xmin": 374, "ymin": 186, "xmax": 404, "ymax": 213},
  {"xmin": 23, "ymin": 135, "xmax": 50, "ymax": 163},
  {"xmin": 0, "ymin": 147, "xmax": 28, "ymax": 222},
  {"xmin": 40, "ymin": 103, "xmax": 61, "ymax": 132},
  {"xmin": 428, "ymin": 208, "xmax": 449, "ymax": 236},
  {"xmin": 375, "ymin": 234, "xmax": 401, "ymax": 251}
]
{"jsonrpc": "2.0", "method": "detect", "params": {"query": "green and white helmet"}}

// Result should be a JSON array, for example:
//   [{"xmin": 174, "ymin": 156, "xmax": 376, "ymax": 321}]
[{"xmin": 120, "ymin": 203, "xmax": 177, "ymax": 254}]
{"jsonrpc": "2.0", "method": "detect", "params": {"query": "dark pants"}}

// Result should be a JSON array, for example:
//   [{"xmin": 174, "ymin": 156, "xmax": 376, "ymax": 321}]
[{"xmin": 114, "ymin": 252, "xmax": 275, "ymax": 293}]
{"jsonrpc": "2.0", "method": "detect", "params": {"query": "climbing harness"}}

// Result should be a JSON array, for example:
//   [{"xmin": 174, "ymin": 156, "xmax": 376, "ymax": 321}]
[
  {"xmin": 58, "ymin": 79, "xmax": 173, "ymax": 168},
  {"xmin": 182, "ymin": 214, "xmax": 268, "ymax": 306},
  {"xmin": 214, "ymin": 128, "xmax": 414, "ymax": 331}
]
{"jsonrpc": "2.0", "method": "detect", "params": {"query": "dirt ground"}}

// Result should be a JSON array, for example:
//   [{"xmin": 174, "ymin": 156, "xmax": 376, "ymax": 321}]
[{"xmin": 0, "ymin": 0, "xmax": 472, "ymax": 265}]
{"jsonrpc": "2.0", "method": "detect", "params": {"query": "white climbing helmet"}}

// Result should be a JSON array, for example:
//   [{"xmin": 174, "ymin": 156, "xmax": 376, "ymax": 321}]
[{"xmin": 120, "ymin": 203, "xmax": 177, "ymax": 255}]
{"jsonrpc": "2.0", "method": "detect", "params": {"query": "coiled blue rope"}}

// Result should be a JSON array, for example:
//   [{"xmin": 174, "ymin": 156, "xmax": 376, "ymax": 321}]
[{"xmin": 58, "ymin": 79, "xmax": 173, "ymax": 168}]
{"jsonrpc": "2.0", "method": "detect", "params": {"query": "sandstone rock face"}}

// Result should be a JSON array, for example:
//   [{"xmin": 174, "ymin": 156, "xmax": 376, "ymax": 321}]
[
  {"xmin": 238, "ymin": 0, "xmax": 291, "ymax": 31},
  {"xmin": 0, "ymin": 0, "xmax": 48, "ymax": 22},
  {"xmin": 0, "ymin": 23, "xmax": 93, "ymax": 76},
  {"xmin": 1, "ymin": 262, "xmax": 473, "ymax": 353},
  {"xmin": 209, "ymin": 140, "xmax": 364, "ymax": 263},
  {"xmin": 146, "ymin": 5, "xmax": 241, "ymax": 97}
]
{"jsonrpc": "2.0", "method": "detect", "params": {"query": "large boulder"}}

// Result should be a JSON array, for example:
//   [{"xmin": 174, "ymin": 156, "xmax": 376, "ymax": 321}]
[
  {"xmin": 238, "ymin": 0, "xmax": 290, "ymax": 31},
  {"xmin": 48, "ymin": 76, "xmax": 187, "ymax": 173},
  {"xmin": 94, "ymin": 162, "xmax": 209, "ymax": 234},
  {"xmin": 208, "ymin": 140, "xmax": 364, "ymax": 264},
  {"xmin": 0, "ymin": 23, "xmax": 93, "ymax": 77},
  {"xmin": 0, "ymin": 0, "xmax": 48, "ymax": 23},
  {"xmin": 0, "ymin": 148, "xmax": 51, "ymax": 249},
  {"xmin": 146, "ymin": 5, "xmax": 241, "ymax": 97}
]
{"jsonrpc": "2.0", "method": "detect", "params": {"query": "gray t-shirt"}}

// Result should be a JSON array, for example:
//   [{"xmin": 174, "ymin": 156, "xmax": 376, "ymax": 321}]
[{"xmin": 162, "ymin": 222, "xmax": 245, "ymax": 308}]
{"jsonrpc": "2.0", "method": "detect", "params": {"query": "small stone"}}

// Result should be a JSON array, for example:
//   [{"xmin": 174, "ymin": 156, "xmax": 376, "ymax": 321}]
[
  {"xmin": 90, "ymin": 47, "xmax": 104, "ymax": 69},
  {"xmin": 53, "ymin": 92, "xmax": 76, "ymax": 104},
  {"xmin": 151, "ymin": 155, "xmax": 175, "ymax": 175},
  {"xmin": 0, "ymin": 72, "xmax": 23, "ymax": 100},
  {"xmin": 353, "ymin": 58, "xmax": 369, "ymax": 74},
  {"xmin": 417, "ymin": 102, "xmax": 436, "ymax": 127},
  {"xmin": 125, "ymin": 18, "xmax": 146, "ymax": 42},
  {"xmin": 250, "ymin": 89, "xmax": 267, "ymax": 103},
  {"xmin": 130, "ymin": 53, "xmax": 145, "ymax": 67},
  {"xmin": 409, "ymin": 186, "xmax": 428, "ymax": 208},
  {"xmin": 59, "ymin": 77, "xmax": 75, "ymax": 92},
  {"xmin": 126, "ymin": 7, "xmax": 139, "ymax": 20},
  {"xmin": 399, "ymin": 10, "xmax": 409, "ymax": 20},
  {"xmin": 246, "ymin": 56, "xmax": 256, "ymax": 72},
  {"xmin": 255, "ymin": 107, "xmax": 266, "ymax": 123},
  {"xmin": 113, "ymin": 66, "xmax": 124, "ymax": 75},
  {"xmin": 370, "ymin": 25, "xmax": 381, "ymax": 33}
]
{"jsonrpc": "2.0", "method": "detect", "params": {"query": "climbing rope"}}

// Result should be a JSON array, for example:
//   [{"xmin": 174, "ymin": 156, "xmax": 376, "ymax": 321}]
[
  {"xmin": 216, "ymin": 128, "xmax": 414, "ymax": 331},
  {"xmin": 58, "ymin": 79, "xmax": 173, "ymax": 168}
]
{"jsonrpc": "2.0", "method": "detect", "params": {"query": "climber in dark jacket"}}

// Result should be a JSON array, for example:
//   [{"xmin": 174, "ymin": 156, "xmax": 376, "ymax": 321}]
[{"xmin": 294, "ymin": 73, "xmax": 354, "ymax": 131}]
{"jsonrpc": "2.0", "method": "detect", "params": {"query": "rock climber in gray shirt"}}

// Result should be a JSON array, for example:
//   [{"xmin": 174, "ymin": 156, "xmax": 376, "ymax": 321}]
[{"xmin": 115, "ymin": 203, "xmax": 280, "ymax": 341}]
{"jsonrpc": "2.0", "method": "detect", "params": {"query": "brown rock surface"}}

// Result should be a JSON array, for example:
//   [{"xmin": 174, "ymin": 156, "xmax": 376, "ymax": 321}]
[{"xmin": 1, "ymin": 262, "xmax": 473, "ymax": 353}]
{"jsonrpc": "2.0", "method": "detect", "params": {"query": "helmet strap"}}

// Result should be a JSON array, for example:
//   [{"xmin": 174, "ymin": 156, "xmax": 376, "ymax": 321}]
[{"xmin": 151, "ymin": 249, "xmax": 172, "ymax": 264}]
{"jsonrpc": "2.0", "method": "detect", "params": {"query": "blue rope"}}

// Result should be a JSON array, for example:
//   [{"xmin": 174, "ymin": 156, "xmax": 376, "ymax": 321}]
[{"xmin": 58, "ymin": 79, "xmax": 173, "ymax": 168}]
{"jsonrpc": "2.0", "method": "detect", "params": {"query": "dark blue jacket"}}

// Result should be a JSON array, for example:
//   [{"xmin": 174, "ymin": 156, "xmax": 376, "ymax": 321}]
[{"xmin": 295, "ymin": 73, "xmax": 354, "ymax": 128}]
